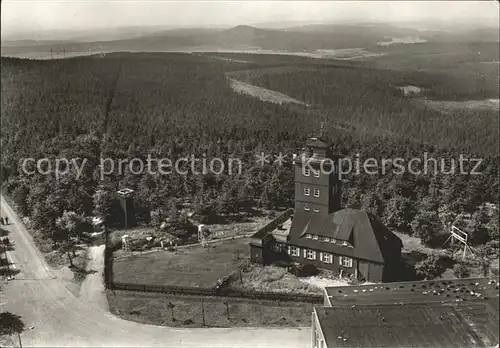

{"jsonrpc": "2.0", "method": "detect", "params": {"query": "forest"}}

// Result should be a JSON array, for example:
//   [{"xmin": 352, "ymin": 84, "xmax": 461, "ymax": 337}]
[{"xmin": 0, "ymin": 52, "xmax": 498, "ymax": 262}]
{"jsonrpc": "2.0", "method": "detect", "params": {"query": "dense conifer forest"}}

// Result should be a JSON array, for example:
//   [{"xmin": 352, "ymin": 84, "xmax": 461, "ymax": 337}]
[{"xmin": 0, "ymin": 52, "xmax": 498, "ymax": 253}]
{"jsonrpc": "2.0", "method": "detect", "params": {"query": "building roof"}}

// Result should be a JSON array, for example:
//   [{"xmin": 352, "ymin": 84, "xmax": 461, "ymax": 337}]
[
  {"xmin": 317, "ymin": 278, "xmax": 499, "ymax": 348},
  {"xmin": 325, "ymin": 277, "xmax": 499, "ymax": 305},
  {"xmin": 288, "ymin": 209, "xmax": 400, "ymax": 264}
]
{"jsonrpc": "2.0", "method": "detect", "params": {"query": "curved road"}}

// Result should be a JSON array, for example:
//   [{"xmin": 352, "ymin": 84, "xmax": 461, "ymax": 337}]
[{"xmin": 1, "ymin": 196, "xmax": 311, "ymax": 347}]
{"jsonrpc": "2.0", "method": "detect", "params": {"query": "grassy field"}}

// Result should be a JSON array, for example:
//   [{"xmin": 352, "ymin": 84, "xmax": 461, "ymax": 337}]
[
  {"xmin": 107, "ymin": 290, "xmax": 314, "ymax": 328},
  {"xmin": 113, "ymin": 239, "xmax": 249, "ymax": 288}
]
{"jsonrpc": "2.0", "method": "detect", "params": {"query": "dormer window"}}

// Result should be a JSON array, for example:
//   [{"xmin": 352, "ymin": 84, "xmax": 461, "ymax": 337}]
[
  {"xmin": 323, "ymin": 237, "xmax": 330, "ymax": 242},
  {"xmin": 306, "ymin": 234, "xmax": 312, "ymax": 239},
  {"xmin": 341, "ymin": 241, "xmax": 348, "ymax": 246},
  {"xmin": 312, "ymin": 235, "xmax": 319, "ymax": 240},
  {"xmin": 331, "ymin": 239, "xmax": 336, "ymax": 244}
]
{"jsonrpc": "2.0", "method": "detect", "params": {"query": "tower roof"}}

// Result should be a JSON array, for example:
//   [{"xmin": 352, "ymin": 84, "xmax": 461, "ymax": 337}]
[{"xmin": 305, "ymin": 136, "xmax": 331, "ymax": 149}]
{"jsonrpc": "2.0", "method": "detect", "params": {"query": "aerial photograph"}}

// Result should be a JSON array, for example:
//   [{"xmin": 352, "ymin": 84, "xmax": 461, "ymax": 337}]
[{"xmin": 0, "ymin": 1, "xmax": 499, "ymax": 347}]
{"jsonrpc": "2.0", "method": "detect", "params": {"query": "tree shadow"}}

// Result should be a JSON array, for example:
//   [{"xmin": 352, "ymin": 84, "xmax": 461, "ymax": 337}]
[
  {"xmin": 0, "ymin": 312, "xmax": 25, "ymax": 336},
  {"xmin": 0, "ymin": 228, "xmax": 10, "ymax": 237},
  {"xmin": 384, "ymin": 251, "xmax": 427, "ymax": 282},
  {"xmin": 0, "ymin": 267, "xmax": 21, "ymax": 277},
  {"xmin": 71, "ymin": 266, "xmax": 98, "ymax": 282}
]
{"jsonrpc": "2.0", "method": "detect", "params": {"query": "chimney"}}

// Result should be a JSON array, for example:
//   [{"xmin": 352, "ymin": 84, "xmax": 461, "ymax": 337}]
[{"xmin": 117, "ymin": 188, "xmax": 136, "ymax": 229}]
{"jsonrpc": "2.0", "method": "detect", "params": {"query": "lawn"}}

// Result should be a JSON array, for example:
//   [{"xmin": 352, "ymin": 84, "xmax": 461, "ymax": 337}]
[
  {"xmin": 113, "ymin": 239, "xmax": 249, "ymax": 288},
  {"xmin": 107, "ymin": 290, "xmax": 314, "ymax": 328}
]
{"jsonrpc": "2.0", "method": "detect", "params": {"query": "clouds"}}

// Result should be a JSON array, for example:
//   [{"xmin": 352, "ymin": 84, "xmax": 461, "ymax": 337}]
[{"xmin": 2, "ymin": 0, "xmax": 498, "ymax": 39}]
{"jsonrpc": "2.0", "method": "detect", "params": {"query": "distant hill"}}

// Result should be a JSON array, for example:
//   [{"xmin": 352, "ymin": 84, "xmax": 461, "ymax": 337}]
[{"xmin": 2, "ymin": 23, "xmax": 498, "ymax": 56}]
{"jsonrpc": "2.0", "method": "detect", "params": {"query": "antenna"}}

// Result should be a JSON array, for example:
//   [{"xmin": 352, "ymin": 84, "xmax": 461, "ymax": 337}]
[
  {"xmin": 442, "ymin": 225, "xmax": 476, "ymax": 261},
  {"xmin": 50, "ymin": 48, "xmax": 53, "ymax": 59}
]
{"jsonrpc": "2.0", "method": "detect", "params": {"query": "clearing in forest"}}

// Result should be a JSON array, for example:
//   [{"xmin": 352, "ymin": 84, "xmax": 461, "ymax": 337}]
[{"xmin": 227, "ymin": 77, "xmax": 309, "ymax": 106}]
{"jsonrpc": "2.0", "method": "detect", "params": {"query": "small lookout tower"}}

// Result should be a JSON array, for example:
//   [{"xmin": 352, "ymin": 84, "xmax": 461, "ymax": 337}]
[{"xmin": 117, "ymin": 188, "xmax": 136, "ymax": 229}]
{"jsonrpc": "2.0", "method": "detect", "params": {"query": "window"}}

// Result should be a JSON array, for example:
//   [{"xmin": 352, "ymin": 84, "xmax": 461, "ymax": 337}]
[
  {"xmin": 289, "ymin": 246, "xmax": 300, "ymax": 257},
  {"xmin": 314, "ymin": 188, "xmax": 320, "ymax": 197},
  {"xmin": 331, "ymin": 238, "xmax": 337, "ymax": 244},
  {"xmin": 304, "ymin": 206, "xmax": 310, "ymax": 211},
  {"xmin": 273, "ymin": 243, "xmax": 283, "ymax": 252},
  {"xmin": 323, "ymin": 237, "xmax": 330, "ymax": 242},
  {"xmin": 304, "ymin": 188, "xmax": 310, "ymax": 196},
  {"xmin": 306, "ymin": 249, "xmax": 316, "ymax": 260},
  {"xmin": 306, "ymin": 234, "xmax": 312, "ymax": 239},
  {"xmin": 340, "ymin": 256, "xmax": 353, "ymax": 267},
  {"xmin": 341, "ymin": 241, "xmax": 348, "ymax": 247},
  {"xmin": 304, "ymin": 167, "xmax": 310, "ymax": 176},
  {"xmin": 314, "ymin": 169, "xmax": 320, "ymax": 178},
  {"xmin": 313, "ymin": 208, "xmax": 320, "ymax": 213},
  {"xmin": 312, "ymin": 235, "xmax": 319, "ymax": 240},
  {"xmin": 321, "ymin": 253, "xmax": 333, "ymax": 264}
]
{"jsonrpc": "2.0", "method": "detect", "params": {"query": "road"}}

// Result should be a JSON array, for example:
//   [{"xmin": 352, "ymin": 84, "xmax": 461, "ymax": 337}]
[{"xmin": 0, "ymin": 195, "xmax": 311, "ymax": 347}]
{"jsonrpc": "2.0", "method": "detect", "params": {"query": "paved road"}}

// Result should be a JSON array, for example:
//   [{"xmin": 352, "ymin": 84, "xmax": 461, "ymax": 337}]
[{"xmin": 1, "ymin": 196, "xmax": 311, "ymax": 347}]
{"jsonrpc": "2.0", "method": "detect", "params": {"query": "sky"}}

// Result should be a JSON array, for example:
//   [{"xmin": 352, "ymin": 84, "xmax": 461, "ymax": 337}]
[{"xmin": 2, "ymin": 0, "xmax": 499, "ymax": 40}]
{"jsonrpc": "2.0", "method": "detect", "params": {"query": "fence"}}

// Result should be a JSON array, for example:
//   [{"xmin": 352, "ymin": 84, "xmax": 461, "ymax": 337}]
[{"xmin": 111, "ymin": 281, "xmax": 323, "ymax": 303}]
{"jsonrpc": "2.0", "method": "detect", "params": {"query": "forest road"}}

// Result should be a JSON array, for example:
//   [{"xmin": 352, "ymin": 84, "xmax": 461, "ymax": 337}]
[{"xmin": 0, "ymin": 195, "xmax": 311, "ymax": 347}]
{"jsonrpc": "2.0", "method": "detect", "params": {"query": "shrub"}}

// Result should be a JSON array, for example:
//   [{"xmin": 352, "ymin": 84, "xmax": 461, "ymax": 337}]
[
  {"xmin": 108, "ymin": 233, "xmax": 123, "ymax": 252},
  {"xmin": 453, "ymin": 262, "xmax": 471, "ymax": 278},
  {"xmin": 415, "ymin": 254, "xmax": 447, "ymax": 280},
  {"xmin": 289, "ymin": 263, "xmax": 319, "ymax": 277}
]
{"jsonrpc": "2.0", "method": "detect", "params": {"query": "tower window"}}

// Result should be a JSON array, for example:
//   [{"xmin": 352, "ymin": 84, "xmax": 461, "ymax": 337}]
[
  {"xmin": 314, "ymin": 188, "xmax": 320, "ymax": 197},
  {"xmin": 304, "ymin": 188, "xmax": 310, "ymax": 196},
  {"xmin": 314, "ymin": 170, "xmax": 320, "ymax": 178},
  {"xmin": 303, "ymin": 167, "xmax": 310, "ymax": 176}
]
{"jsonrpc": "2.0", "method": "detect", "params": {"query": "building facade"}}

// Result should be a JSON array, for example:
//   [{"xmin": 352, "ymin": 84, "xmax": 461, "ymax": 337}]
[{"xmin": 249, "ymin": 136, "xmax": 402, "ymax": 282}]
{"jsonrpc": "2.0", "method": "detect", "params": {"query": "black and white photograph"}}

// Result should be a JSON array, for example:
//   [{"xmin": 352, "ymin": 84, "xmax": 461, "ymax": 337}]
[{"xmin": 0, "ymin": 1, "xmax": 499, "ymax": 347}]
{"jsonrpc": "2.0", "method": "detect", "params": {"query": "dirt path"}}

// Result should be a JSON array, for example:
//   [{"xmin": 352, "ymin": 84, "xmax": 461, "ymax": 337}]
[{"xmin": 0, "ymin": 195, "xmax": 310, "ymax": 347}]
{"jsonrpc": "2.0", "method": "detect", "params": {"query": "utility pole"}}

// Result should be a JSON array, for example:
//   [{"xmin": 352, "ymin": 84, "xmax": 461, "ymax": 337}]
[
  {"xmin": 223, "ymin": 300, "xmax": 229, "ymax": 320},
  {"xmin": 17, "ymin": 331, "xmax": 22, "ymax": 348},
  {"xmin": 167, "ymin": 301, "xmax": 175, "ymax": 322},
  {"xmin": 201, "ymin": 298, "xmax": 206, "ymax": 326}
]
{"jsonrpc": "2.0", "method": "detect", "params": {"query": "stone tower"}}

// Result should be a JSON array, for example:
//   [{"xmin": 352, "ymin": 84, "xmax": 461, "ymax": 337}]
[{"xmin": 292, "ymin": 136, "xmax": 342, "ymax": 215}]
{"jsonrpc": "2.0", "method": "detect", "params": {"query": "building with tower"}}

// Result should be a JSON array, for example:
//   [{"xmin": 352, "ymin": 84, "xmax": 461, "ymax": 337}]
[{"xmin": 249, "ymin": 135, "xmax": 402, "ymax": 282}]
